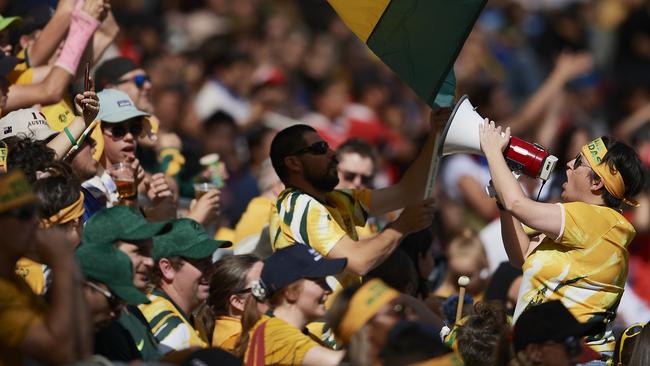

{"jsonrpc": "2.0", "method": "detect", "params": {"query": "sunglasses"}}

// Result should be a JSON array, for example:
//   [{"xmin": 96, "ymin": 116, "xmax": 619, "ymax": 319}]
[
  {"xmin": 290, "ymin": 141, "xmax": 329, "ymax": 156},
  {"xmin": 340, "ymin": 170, "xmax": 373, "ymax": 186},
  {"xmin": 0, "ymin": 204, "xmax": 37, "ymax": 221},
  {"xmin": 572, "ymin": 154, "xmax": 587, "ymax": 170},
  {"xmin": 115, "ymin": 74, "xmax": 150, "ymax": 89},
  {"xmin": 103, "ymin": 120, "xmax": 144, "ymax": 139},
  {"xmin": 86, "ymin": 281, "xmax": 125, "ymax": 312}
]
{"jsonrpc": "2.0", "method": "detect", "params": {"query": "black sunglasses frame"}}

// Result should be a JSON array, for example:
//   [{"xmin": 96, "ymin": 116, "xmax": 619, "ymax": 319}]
[
  {"xmin": 289, "ymin": 141, "xmax": 329, "ymax": 156},
  {"xmin": 104, "ymin": 120, "xmax": 144, "ymax": 139}
]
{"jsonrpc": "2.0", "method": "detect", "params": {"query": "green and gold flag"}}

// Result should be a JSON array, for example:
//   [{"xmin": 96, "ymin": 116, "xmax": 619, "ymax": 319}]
[{"xmin": 328, "ymin": 0, "xmax": 486, "ymax": 107}]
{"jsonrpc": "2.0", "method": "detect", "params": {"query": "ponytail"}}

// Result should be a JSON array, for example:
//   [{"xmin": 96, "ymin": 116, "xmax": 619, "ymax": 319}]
[{"xmin": 233, "ymin": 296, "xmax": 263, "ymax": 358}]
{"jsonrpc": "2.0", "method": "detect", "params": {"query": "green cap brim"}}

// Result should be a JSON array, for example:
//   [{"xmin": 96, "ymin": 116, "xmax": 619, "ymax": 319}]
[
  {"xmin": 111, "ymin": 284, "xmax": 150, "ymax": 305},
  {"xmin": 123, "ymin": 221, "xmax": 171, "ymax": 242},
  {"xmin": 0, "ymin": 16, "xmax": 21, "ymax": 31},
  {"xmin": 178, "ymin": 238, "xmax": 225, "ymax": 259}
]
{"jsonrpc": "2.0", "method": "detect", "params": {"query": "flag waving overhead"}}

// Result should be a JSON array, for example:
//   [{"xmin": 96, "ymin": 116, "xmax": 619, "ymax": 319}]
[{"xmin": 328, "ymin": 0, "xmax": 486, "ymax": 108}]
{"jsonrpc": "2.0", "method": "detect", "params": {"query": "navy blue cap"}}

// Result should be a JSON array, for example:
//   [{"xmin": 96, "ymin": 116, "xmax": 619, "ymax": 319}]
[{"xmin": 260, "ymin": 244, "xmax": 347, "ymax": 297}]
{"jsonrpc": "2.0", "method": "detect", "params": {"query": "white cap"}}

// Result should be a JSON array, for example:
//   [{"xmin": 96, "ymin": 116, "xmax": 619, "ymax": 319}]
[{"xmin": 0, "ymin": 108, "xmax": 58, "ymax": 141}]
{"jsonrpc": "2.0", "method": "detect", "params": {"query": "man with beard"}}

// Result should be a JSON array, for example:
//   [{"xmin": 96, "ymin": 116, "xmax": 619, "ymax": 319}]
[
  {"xmin": 82, "ymin": 206, "xmax": 172, "ymax": 361},
  {"xmin": 139, "ymin": 218, "xmax": 231, "ymax": 352},
  {"xmin": 269, "ymin": 112, "xmax": 444, "ymax": 291}
]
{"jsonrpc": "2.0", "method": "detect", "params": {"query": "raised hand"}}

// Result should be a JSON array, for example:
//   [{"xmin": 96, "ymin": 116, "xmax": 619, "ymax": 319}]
[{"xmin": 392, "ymin": 197, "xmax": 436, "ymax": 235}]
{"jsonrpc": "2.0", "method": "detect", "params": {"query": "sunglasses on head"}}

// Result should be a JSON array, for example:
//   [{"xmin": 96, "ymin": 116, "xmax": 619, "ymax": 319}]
[
  {"xmin": 290, "ymin": 141, "xmax": 329, "ymax": 156},
  {"xmin": 104, "ymin": 120, "xmax": 143, "ymax": 139},
  {"xmin": 0, "ymin": 204, "xmax": 37, "ymax": 221},
  {"xmin": 340, "ymin": 170, "xmax": 373, "ymax": 186},
  {"xmin": 115, "ymin": 74, "xmax": 150, "ymax": 89}
]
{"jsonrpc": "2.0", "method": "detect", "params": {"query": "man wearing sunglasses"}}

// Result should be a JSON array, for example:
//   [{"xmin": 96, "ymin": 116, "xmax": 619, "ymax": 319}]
[
  {"xmin": 269, "ymin": 110, "xmax": 446, "ymax": 291},
  {"xmin": 0, "ymin": 170, "xmax": 90, "ymax": 364},
  {"xmin": 95, "ymin": 57, "xmax": 153, "ymax": 113},
  {"xmin": 82, "ymin": 206, "xmax": 172, "ymax": 361},
  {"xmin": 76, "ymin": 239, "xmax": 152, "ymax": 347},
  {"xmin": 140, "ymin": 218, "xmax": 232, "ymax": 352}
]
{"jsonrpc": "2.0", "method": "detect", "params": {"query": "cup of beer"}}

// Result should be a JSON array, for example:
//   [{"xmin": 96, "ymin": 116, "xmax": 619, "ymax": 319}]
[
  {"xmin": 193, "ymin": 182, "xmax": 217, "ymax": 199},
  {"xmin": 112, "ymin": 162, "xmax": 136, "ymax": 202}
]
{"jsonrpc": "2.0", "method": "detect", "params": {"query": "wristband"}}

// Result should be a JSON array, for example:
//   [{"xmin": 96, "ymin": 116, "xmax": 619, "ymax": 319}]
[
  {"xmin": 63, "ymin": 127, "xmax": 78, "ymax": 147},
  {"xmin": 54, "ymin": 8, "xmax": 100, "ymax": 75}
]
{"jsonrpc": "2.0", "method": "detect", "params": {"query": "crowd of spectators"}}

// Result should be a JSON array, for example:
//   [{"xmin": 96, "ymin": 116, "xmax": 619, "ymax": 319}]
[{"xmin": 2, "ymin": 0, "xmax": 650, "ymax": 365}]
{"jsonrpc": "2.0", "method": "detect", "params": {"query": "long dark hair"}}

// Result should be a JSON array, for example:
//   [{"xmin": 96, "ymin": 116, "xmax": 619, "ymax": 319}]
[{"xmin": 207, "ymin": 254, "xmax": 261, "ymax": 317}]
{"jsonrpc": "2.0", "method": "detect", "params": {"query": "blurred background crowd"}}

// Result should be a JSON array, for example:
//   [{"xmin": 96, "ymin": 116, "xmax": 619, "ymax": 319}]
[{"xmin": 2, "ymin": 0, "xmax": 650, "ymax": 365}]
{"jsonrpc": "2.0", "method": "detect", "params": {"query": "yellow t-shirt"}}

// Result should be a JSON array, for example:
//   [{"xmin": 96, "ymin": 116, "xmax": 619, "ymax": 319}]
[
  {"xmin": 211, "ymin": 315, "xmax": 241, "ymax": 353},
  {"xmin": 138, "ymin": 290, "xmax": 208, "ymax": 352},
  {"xmin": 14, "ymin": 258, "xmax": 46, "ymax": 295},
  {"xmin": 234, "ymin": 196, "xmax": 275, "ymax": 245},
  {"xmin": 0, "ymin": 275, "xmax": 46, "ymax": 366},
  {"xmin": 270, "ymin": 187, "xmax": 371, "ymax": 290},
  {"xmin": 514, "ymin": 202, "xmax": 635, "ymax": 354},
  {"xmin": 244, "ymin": 317, "xmax": 323, "ymax": 366}
]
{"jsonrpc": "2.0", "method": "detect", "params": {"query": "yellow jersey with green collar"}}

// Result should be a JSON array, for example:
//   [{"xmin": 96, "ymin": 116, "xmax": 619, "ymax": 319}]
[
  {"xmin": 514, "ymin": 202, "xmax": 635, "ymax": 354},
  {"xmin": 138, "ymin": 289, "xmax": 207, "ymax": 352},
  {"xmin": 270, "ymin": 187, "xmax": 371, "ymax": 290}
]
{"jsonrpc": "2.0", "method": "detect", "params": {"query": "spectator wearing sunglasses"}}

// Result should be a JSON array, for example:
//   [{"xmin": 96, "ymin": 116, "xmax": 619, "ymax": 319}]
[
  {"xmin": 82, "ymin": 206, "xmax": 172, "ymax": 362},
  {"xmin": 268, "ymin": 114, "xmax": 442, "ymax": 293},
  {"xmin": 139, "ymin": 218, "xmax": 232, "ymax": 352},
  {"xmin": 0, "ymin": 170, "xmax": 91, "ymax": 364},
  {"xmin": 76, "ymin": 238, "xmax": 151, "ymax": 339},
  {"xmin": 95, "ymin": 57, "xmax": 153, "ymax": 113},
  {"xmin": 481, "ymin": 125, "xmax": 646, "ymax": 362},
  {"xmin": 206, "ymin": 254, "xmax": 263, "ymax": 353},
  {"xmin": 336, "ymin": 138, "xmax": 379, "ymax": 238}
]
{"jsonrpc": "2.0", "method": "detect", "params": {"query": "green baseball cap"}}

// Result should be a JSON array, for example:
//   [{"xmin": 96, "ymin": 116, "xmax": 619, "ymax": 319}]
[
  {"xmin": 97, "ymin": 89, "xmax": 150, "ymax": 123},
  {"xmin": 76, "ymin": 242, "xmax": 150, "ymax": 305},
  {"xmin": 82, "ymin": 206, "xmax": 171, "ymax": 244},
  {"xmin": 0, "ymin": 15, "xmax": 21, "ymax": 32},
  {"xmin": 153, "ymin": 218, "xmax": 232, "ymax": 260}
]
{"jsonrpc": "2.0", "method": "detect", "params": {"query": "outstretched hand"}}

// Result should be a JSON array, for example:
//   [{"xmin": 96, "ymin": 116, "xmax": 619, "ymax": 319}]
[{"xmin": 74, "ymin": 77, "xmax": 99, "ymax": 126}]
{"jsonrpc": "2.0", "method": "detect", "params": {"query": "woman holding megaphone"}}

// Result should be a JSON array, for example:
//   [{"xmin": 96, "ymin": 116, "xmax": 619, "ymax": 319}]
[{"xmin": 479, "ymin": 120, "xmax": 644, "ymax": 364}]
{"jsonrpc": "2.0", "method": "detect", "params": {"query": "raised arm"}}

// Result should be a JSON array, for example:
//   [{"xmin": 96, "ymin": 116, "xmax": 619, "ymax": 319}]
[
  {"xmin": 328, "ymin": 198, "xmax": 435, "ymax": 276},
  {"xmin": 479, "ymin": 120, "xmax": 562, "ymax": 239},
  {"xmin": 25, "ymin": 0, "xmax": 75, "ymax": 67},
  {"xmin": 370, "ymin": 107, "xmax": 450, "ymax": 215}
]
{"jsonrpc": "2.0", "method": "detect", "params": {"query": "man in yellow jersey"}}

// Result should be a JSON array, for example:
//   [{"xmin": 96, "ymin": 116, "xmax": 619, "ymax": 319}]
[
  {"xmin": 140, "ymin": 218, "xmax": 231, "ymax": 352},
  {"xmin": 268, "ymin": 110, "xmax": 447, "ymax": 289},
  {"xmin": 480, "ymin": 121, "xmax": 646, "ymax": 363}
]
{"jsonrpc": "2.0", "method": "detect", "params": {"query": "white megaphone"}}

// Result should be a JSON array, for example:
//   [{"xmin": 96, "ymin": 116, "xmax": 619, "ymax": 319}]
[
  {"xmin": 423, "ymin": 95, "xmax": 558, "ymax": 199},
  {"xmin": 439, "ymin": 95, "xmax": 558, "ymax": 180}
]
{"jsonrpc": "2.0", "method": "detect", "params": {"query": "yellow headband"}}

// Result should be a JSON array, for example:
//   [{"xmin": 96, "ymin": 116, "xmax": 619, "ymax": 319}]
[
  {"xmin": 581, "ymin": 138, "xmax": 639, "ymax": 207},
  {"xmin": 0, "ymin": 170, "xmax": 36, "ymax": 213},
  {"xmin": 40, "ymin": 192, "xmax": 85, "ymax": 228},
  {"xmin": 337, "ymin": 279, "xmax": 400, "ymax": 345}
]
